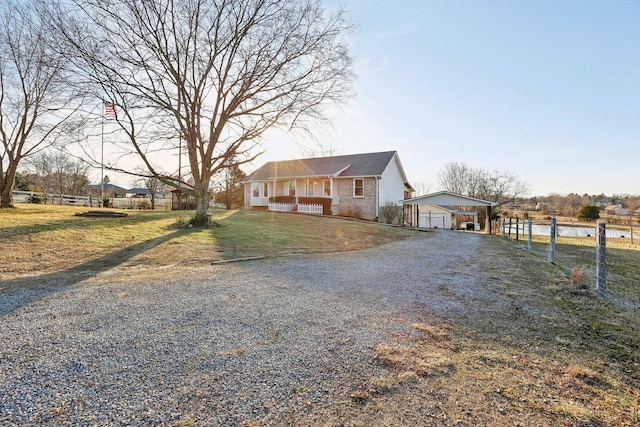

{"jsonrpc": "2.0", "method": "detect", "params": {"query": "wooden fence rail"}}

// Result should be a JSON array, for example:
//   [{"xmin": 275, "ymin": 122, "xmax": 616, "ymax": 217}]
[{"xmin": 11, "ymin": 190, "xmax": 90, "ymax": 206}]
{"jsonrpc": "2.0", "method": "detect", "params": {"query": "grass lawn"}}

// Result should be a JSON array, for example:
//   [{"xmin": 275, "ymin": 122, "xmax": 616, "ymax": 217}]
[{"xmin": 0, "ymin": 204, "xmax": 413, "ymax": 280}]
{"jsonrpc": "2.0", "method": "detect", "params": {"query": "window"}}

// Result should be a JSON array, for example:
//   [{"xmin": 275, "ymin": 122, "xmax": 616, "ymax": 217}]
[
  {"xmin": 287, "ymin": 181, "xmax": 296, "ymax": 196},
  {"xmin": 263, "ymin": 182, "xmax": 269, "ymax": 198},
  {"xmin": 251, "ymin": 182, "xmax": 260, "ymax": 198},
  {"xmin": 323, "ymin": 180, "xmax": 331, "ymax": 196},
  {"xmin": 353, "ymin": 178, "xmax": 364, "ymax": 197}
]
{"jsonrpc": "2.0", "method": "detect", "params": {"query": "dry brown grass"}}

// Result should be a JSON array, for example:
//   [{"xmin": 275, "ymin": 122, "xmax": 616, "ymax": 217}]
[
  {"xmin": 569, "ymin": 265, "xmax": 591, "ymax": 290},
  {"xmin": 240, "ymin": 239, "xmax": 639, "ymax": 426},
  {"xmin": 255, "ymin": 313, "xmax": 638, "ymax": 426},
  {"xmin": 0, "ymin": 204, "xmax": 413, "ymax": 282}
]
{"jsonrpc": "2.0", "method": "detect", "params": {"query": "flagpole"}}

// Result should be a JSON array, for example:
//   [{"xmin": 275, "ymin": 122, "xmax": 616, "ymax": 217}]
[
  {"xmin": 100, "ymin": 103, "xmax": 104, "ymax": 208},
  {"xmin": 178, "ymin": 134, "xmax": 182, "ymax": 209}
]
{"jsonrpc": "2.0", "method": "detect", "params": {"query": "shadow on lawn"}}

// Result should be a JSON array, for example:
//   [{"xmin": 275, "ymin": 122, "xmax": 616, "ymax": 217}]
[
  {"xmin": 0, "ymin": 211, "xmax": 173, "ymax": 240},
  {"xmin": 0, "ymin": 230, "xmax": 184, "ymax": 316}
]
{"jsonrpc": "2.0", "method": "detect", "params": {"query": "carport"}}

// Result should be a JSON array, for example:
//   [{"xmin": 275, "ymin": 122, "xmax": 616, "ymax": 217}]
[{"xmin": 401, "ymin": 191, "xmax": 496, "ymax": 233}]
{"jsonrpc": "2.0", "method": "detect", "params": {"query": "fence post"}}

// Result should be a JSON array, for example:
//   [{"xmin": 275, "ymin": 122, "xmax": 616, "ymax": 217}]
[
  {"xmin": 527, "ymin": 217, "xmax": 533, "ymax": 250},
  {"xmin": 501, "ymin": 218, "xmax": 506, "ymax": 236},
  {"xmin": 508, "ymin": 218, "xmax": 512, "ymax": 237},
  {"xmin": 548, "ymin": 218, "xmax": 556, "ymax": 263},
  {"xmin": 596, "ymin": 222, "xmax": 607, "ymax": 298},
  {"xmin": 515, "ymin": 218, "xmax": 520, "ymax": 242}
]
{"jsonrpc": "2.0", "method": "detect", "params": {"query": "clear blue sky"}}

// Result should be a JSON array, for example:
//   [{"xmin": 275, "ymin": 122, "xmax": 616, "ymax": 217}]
[{"xmin": 258, "ymin": 0, "xmax": 640, "ymax": 197}]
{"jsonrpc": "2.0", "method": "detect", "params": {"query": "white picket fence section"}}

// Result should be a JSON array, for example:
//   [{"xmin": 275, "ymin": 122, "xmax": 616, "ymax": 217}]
[
  {"xmin": 268, "ymin": 202, "xmax": 296, "ymax": 212},
  {"xmin": 297, "ymin": 203, "xmax": 323, "ymax": 215}
]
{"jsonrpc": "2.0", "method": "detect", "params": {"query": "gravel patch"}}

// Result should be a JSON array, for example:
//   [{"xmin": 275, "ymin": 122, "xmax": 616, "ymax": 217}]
[{"xmin": 0, "ymin": 230, "xmax": 501, "ymax": 425}]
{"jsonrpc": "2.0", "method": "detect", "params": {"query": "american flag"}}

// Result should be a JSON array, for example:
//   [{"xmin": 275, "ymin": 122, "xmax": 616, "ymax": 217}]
[{"xmin": 104, "ymin": 102, "xmax": 116, "ymax": 116}]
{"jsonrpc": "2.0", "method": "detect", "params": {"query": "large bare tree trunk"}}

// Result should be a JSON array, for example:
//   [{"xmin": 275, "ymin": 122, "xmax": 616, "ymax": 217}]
[
  {"xmin": 0, "ymin": 160, "xmax": 18, "ymax": 208},
  {"xmin": 193, "ymin": 179, "xmax": 210, "ymax": 226}
]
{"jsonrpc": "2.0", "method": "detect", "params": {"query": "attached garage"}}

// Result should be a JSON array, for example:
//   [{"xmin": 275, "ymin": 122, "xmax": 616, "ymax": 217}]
[{"xmin": 401, "ymin": 191, "xmax": 496, "ymax": 233}]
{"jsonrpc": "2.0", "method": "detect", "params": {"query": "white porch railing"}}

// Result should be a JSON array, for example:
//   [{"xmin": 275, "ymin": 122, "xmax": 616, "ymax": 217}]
[
  {"xmin": 297, "ymin": 203, "xmax": 323, "ymax": 215},
  {"xmin": 268, "ymin": 202, "xmax": 296, "ymax": 212}
]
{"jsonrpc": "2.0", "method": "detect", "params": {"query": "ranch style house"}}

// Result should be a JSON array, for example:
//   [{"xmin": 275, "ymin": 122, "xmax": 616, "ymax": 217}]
[{"xmin": 241, "ymin": 151, "xmax": 414, "ymax": 221}]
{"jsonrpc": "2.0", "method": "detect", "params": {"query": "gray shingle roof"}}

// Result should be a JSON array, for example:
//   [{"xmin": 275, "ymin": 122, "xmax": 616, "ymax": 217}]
[{"xmin": 243, "ymin": 151, "xmax": 398, "ymax": 181}]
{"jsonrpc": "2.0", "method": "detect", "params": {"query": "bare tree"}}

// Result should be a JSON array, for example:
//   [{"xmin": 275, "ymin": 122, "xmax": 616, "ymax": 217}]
[
  {"xmin": 212, "ymin": 161, "xmax": 246, "ymax": 210},
  {"xmin": 143, "ymin": 176, "xmax": 162, "ymax": 210},
  {"xmin": 23, "ymin": 150, "xmax": 90, "ymax": 196},
  {"xmin": 438, "ymin": 161, "xmax": 528, "ymax": 205},
  {"xmin": 437, "ymin": 162, "xmax": 473, "ymax": 196},
  {"xmin": 56, "ymin": 0, "xmax": 354, "ymax": 225},
  {"xmin": 297, "ymin": 140, "xmax": 337, "ymax": 159},
  {"xmin": 0, "ymin": 1, "xmax": 79, "ymax": 207},
  {"xmin": 411, "ymin": 180, "xmax": 431, "ymax": 197}
]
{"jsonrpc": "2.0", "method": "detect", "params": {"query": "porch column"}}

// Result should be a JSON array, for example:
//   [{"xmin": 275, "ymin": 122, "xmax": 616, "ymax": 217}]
[
  {"xmin": 375, "ymin": 177, "xmax": 380, "ymax": 220},
  {"xmin": 330, "ymin": 177, "xmax": 334, "ymax": 203}
]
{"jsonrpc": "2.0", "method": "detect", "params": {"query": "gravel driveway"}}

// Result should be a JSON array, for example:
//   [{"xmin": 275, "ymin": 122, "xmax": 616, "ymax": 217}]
[{"xmin": 0, "ymin": 230, "xmax": 500, "ymax": 425}]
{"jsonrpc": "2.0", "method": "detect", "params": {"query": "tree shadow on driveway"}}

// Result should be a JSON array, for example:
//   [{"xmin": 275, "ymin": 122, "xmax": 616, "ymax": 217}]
[{"xmin": 0, "ymin": 230, "xmax": 184, "ymax": 316}]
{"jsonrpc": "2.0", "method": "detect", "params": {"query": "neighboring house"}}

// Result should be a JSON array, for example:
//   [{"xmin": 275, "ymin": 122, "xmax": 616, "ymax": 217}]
[
  {"xmin": 535, "ymin": 202, "xmax": 552, "ymax": 212},
  {"xmin": 126, "ymin": 187, "xmax": 164, "ymax": 200},
  {"xmin": 604, "ymin": 204, "xmax": 628, "ymax": 216},
  {"xmin": 241, "ymin": 151, "xmax": 414, "ymax": 221}
]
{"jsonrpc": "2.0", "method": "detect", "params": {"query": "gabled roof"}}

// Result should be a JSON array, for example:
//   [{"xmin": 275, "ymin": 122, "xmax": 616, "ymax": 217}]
[
  {"xmin": 87, "ymin": 183, "xmax": 127, "ymax": 192},
  {"xmin": 435, "ymin": 205, "xmax": 478, "ymax": 215},
  {"xmin": 126, "ymin": 187, "xmax": 164, "ymax": 196},
  {"xmin": 243, "ymin": 151, "xmax": 402, "ymax": 181},
  {"xmin": 604, "ymin": 204, "xmax": 624, "ymax": 211},
  {"xmin": 402, "ymin": 191, "xmax": 495, "ymax": 207},
  {"xmin": 127, "ymin": 187, "xmax": 150, "ymax": 194}
]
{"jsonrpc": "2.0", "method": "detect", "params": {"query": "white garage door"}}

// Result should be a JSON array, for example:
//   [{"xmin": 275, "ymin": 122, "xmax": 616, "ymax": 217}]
[{"xmin": 419, "ymin": 214, "xmax": 445, "ymax": 229}]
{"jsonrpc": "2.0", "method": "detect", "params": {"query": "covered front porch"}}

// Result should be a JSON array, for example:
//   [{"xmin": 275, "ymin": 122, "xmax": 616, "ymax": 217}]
[{"xmin": 248, "ymin": 177, "xmax": 339, "ymax": 215}]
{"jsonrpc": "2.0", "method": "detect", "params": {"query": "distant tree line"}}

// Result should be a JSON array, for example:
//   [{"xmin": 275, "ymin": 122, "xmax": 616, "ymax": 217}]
[
  {"xmin": 437, "ymin": 161, "xmax": 529, "ymax": 206},
  {"xmin": 15, "ymin": 151, "xmax": 89, "ymax": 196},
  {"xmin": 518, "ymin": 193, "xmax": 640, "ymax": 219},
  {"xmin": 436, "ymin": 161, "xmax": 639, "ymax": 223}
]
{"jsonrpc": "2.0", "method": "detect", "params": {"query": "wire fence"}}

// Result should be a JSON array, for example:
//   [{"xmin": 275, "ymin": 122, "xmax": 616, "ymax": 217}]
[{"xmin": 498, "ymin": 217, "xmax": 640, "ymax": 314}]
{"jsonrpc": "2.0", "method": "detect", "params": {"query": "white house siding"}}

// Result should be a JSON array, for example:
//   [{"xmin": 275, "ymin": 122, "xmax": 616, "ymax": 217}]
[
  {"xmin": 246, "ymin": 181, "xmax": 270, "ymax": 207},
  {"xmin": 301, "ymin": 178, "xmax": 324, "ymax": 197},
  {"xmin": 379, "ymin": 154, "xmax": 407, "ymax": 206}
]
